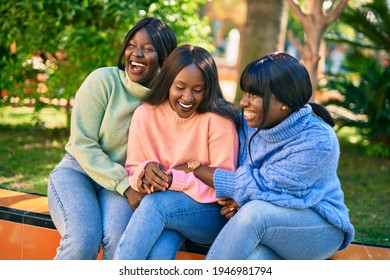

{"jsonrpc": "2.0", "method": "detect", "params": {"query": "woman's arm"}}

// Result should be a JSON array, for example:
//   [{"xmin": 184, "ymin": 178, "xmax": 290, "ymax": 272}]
[
  {"xmin": 174, "ymin": 163, "xmax": 216, "ymax": 188},
  {"xmin": 67, "ymin": 69, "xmax": 132, "ymax": 195}
]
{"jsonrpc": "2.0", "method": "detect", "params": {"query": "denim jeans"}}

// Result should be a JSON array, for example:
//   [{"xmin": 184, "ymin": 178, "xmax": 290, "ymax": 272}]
[
  {"xmin": 114, "ymin": 190, "xmax": 228, "ymax": 259},
  {"xmin": 206, "ymin": 200, "xmax": 345, "ymax": 260},
  {"xmin": 48, "ymin": 153, "xmax": 183, "ymax": 260}
]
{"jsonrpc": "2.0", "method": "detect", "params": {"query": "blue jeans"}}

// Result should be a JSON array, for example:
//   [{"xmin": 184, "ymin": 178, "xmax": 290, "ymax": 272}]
[
  {"xmin": 114, "ymin": 191, "xmax": 228, "ymax": 259},
  {"xmin": 48, "ymin": 153, "xmax": 183, "ymax": 260},
  {"xmin": 206, "ymin": 200, "xmax": 345, "ymax": 260}
]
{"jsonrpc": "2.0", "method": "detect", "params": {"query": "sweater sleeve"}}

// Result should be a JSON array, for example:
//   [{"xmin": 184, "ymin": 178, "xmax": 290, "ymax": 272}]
[
  {"xmin": 168, "ymin": 117, "xmax": 239, "ymax": 203},
  {"xmin": 66, "ymin": 69, "xmax": 131, "ymax": 195},
  {"xmin": 214, "ymin": 130, "xmax": 338, "ymax": 208}
]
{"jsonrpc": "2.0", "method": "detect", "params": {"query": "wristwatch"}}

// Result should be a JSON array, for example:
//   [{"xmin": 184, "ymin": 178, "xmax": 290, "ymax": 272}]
[{"xmin": 187, "ymin": 160, "xmax": 201, "ymax": 173}]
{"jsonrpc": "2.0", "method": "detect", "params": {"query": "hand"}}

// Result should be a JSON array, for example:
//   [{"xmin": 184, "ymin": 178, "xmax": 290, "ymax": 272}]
[
  {"xmin": 124, "ymin": 187, "xmax": 146, "ymax": 211},
  {"xmin": 218, "ymin": 198, "xmax": 240, "ymax": 220},
  {"xmin": 138, "ymin": 162, "xmax": 170, "ymax": 194}
]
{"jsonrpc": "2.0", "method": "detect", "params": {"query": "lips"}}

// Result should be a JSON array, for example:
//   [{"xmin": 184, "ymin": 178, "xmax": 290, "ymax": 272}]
[
  {"xmin": 178, "ymin": 102, "xmax": 194, "ymax": 112},
  {"xmin": 243, "ymin": 110, "xmax": 256, "ymax": 121},
  {"xmin": 130, "ymin": 61, "xmax": 146, "ymax": 73}
]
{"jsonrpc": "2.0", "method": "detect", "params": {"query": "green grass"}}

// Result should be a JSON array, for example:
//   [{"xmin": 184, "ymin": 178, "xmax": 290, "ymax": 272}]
[
  {"xmin": 0, "ymin": 106, "xmax": 389, "ymax": 247},
  {"xmin": 0, "ymin": 106, "xmax": 68, "ymax": 194},
  {"xmin": 336, "ymin": 127, "xmax": 390, "ymax": 247}
]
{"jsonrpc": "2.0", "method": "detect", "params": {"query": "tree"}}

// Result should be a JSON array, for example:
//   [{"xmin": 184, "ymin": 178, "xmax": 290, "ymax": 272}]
[
  {"xmin": 0, "ymin": 0, "xmax": 211, "ymax": 127},
  {"xmin": 235, "ymin": 0, "xmax": 287, "ymax": 103},
  {"xmin": 286, "ymin": 0, "xmax": 348, "ymax": 101},
  {"xmin": 323, "ymin": 0, "xmax": 390, "ymax": 148}
]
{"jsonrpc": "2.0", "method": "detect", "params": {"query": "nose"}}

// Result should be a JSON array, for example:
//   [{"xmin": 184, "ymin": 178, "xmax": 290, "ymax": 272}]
[
  {"xmin": 132, "ymin": 47, "xmax": 144, "ymax": 57},
  {"xmin": 240, "ymin": 92, "xmax": 250, "ymax": 107},
  {"xmin": 181, "ymin": 91, "xmax": 194, "ymax": 102}
]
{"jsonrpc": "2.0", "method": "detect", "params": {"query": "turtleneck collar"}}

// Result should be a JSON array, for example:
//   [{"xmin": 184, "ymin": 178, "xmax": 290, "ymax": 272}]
[
  {"xmin": 119, "ymin": 69, "xmax": 150, "ymax": 99},
  {"xmin": 257, "ymin": 104, "xmax": 313, "ymax": 142}
]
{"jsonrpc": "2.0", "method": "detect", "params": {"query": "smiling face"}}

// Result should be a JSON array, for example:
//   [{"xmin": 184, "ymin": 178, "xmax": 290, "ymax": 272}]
[
  {"xmin": 124, "ymin": 28, "xmax": 159, "ymax": 86},
  {"xmin": 168, "ymin": 63, "xmax": 205, "ymax": 119},
  {"xmin": 240, "ymin": 92, "xmax": 290, "ymax": 128}
]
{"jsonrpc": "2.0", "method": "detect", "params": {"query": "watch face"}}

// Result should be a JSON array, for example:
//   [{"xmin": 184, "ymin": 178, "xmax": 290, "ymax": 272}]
[{"xmin": 188, "ymin": 160, "xmax": 200, "ymax": 171}]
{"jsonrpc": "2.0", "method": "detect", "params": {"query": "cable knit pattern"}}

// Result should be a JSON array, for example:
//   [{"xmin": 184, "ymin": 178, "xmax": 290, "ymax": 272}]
[
  {"xmin": 126, "ymin": 101, "xmax": 238, "ymax": 203},
  {"xmin": 214, "ymin": 104, "xmax": 354, "ymax": 250}
]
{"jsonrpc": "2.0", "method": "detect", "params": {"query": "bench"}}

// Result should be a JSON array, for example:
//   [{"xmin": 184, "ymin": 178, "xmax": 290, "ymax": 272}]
[{"xmin": 1, "ymin": 188, "xmax": 389, "ymax": 260}]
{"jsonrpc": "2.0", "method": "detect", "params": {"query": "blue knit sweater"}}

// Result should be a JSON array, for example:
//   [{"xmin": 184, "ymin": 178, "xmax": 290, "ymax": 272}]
[{"xmin": 214, "ymin": 104, "xmax": 354, "ymax": 250}]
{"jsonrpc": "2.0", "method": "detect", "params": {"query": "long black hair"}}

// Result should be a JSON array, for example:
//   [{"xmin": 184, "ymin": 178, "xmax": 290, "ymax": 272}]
[
  {"xmin": 143, "ymin": 44, "xmax": 239, "ymax": 123},
  {"xmin": 117, "ymin": 17, "xmax": 177, "ymax": 69}
]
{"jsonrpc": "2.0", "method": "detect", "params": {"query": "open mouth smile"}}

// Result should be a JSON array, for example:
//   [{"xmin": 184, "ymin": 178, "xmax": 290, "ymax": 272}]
[
  {"xmin": 243, "ymin": 110, "xmax": 256, "ymax": 120},
  {"xmin": 178, "ymin": 102, "xmax": 194, "ymax": 112},
  {"xmin": 130, "ymin": 61, "xmax": 146, "ymax": 73}
]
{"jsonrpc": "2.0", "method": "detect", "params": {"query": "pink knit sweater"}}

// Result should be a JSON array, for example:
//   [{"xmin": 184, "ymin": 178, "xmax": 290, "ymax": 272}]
[{"xmin": 125, "ymin": 101, "xmax": 238, "ymax": 203}]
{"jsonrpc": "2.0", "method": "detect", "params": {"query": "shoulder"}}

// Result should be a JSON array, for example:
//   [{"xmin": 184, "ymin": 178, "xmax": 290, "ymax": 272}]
[
  {"xmin": 83, "ymin": 67, "xmax": 119, "ymax": 84},
  {"xmin": 307, "ymin": 115, "xmax": 339, "ymax": 148},
  {"xmin": 207, "ymin": 112, "xmax": 236, "ymax": 129},
  {"xmin": 287, "ymin": 115, "xmax": 340, "ymax": 164},
  {"xmin": 76, "ymin": 67, "xmax": 120, "ymax": 100},
  {"xmin": 132, "ymin": 103, "xmax": 158, "ymax": 121},
  {"xmin": 203, "ymin": 113, "xmax": 238, "ymax": 140}
]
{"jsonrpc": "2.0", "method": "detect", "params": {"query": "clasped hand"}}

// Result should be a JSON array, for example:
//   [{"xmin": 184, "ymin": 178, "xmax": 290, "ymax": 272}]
[
  {"xmin": 137, "ymin": 162, "xmax": 171, "ymax": 194},
  {"xmin": 218, "ymin": 198, "xmax": 240, "ymax": 220},
  {"xmin": 135, "ymin": 162, "xmax": 240, "ymax": 219}
]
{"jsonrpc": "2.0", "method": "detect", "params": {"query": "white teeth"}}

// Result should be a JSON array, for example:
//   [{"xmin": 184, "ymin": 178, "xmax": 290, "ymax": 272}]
[
  {"xmin": 243, "ymin": 110, "xmax": 256, "ymax": 119},
  {"xmin": 179, "ymin": 102, "xmax": 193, "ymax": 109},
  {"xmin": 131, "ymin": 61, "xmax": 146, "ymax": 67}
]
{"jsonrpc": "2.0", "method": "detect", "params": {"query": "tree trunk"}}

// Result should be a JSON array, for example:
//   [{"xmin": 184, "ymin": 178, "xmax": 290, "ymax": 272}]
[
  {"xmin": 234, "ymin": 0, "xmax": 287, "ymax": 103},
  {"xmin": 286, "ymin": 0, "xmax": 348, "ymax": 101}
]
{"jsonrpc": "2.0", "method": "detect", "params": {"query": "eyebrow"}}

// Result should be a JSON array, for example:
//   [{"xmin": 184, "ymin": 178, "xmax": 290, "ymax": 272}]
[
  {"xmin": 176, "ymin": 80, "xmax": 205, "ymax": 86},
  {"xmin": 129, "ymin": 39, "xmax": 153, "ymax": 45}
]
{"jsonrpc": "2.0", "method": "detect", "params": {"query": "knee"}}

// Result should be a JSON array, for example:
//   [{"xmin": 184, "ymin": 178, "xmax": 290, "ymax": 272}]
[
  {"xmin": 139, "ymin": 192, "xmax": 171, "ymax": 211},
  {"xmin": 57, "ymin": 233, "xmax": 101, "ymax": 259},
  {"xmin": 233, "ymin": 200, "xmax": 275, "ymax": 228}
]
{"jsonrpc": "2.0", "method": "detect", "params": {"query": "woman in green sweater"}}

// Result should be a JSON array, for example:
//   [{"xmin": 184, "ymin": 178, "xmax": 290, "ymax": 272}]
[{"xmin": 47, "ymin": 17, "xmax": 178, "ymax": 260}]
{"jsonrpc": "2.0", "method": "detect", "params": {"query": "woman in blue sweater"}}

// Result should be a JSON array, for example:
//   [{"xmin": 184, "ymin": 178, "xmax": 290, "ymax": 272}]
[{"xmin": 190, "ymin": 52, "xmax": 354, "ymax": 259}]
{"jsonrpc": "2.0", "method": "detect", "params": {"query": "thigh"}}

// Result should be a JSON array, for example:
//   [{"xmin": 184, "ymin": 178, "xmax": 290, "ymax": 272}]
[
  {"xmin": 99, "ymin": 188, "xmax": 133, "ymax": 252},
  {"xmin": 140, "ymin": 191, "xmax": 227, "ymax": 244},
  {"xmin": 48, "ymin": 162, "xmax": 102, "ymax": 238},
  {"xmin": 237, "ymin": 200, "xmax": 344, "ymax": 259}
]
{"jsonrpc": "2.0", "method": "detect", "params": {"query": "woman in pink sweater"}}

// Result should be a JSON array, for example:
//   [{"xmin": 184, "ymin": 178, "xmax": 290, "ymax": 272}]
[{"xmin": 114, "ymin": 44, "xmax": 239, "ymax": 259}]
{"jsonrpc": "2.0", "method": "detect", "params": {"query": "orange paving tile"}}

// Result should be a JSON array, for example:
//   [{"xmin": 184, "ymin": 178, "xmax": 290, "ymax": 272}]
[
  {"xmin": 0, "ymin": 220, "xmax": 23, "ymax": 260},
  {"xmin": 22, "ymin": 223, "xmax": 60, "ymax": 260}
]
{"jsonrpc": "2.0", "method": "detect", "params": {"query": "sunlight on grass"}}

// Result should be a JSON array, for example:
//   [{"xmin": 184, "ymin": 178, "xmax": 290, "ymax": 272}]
[{"xmin": 0, "ymin": 106, "xmax": 67, "ymax": 128}]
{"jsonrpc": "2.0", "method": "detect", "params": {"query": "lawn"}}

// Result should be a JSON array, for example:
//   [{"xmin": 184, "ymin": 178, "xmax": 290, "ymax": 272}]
[{"xmin": 0, "ymin": 106, "xmax": 389, "ymax": 247}]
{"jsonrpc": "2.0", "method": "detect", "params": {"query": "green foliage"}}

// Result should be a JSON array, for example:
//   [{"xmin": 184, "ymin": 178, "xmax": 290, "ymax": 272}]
[
  {"xmin": 322, "ymin": 0, "xmax": 390, "ymax": 149},
  {"xmin": 323, "ymin": 50, "xmax": 390, "ymax": 148},
  {"xmin": 339, "ymin": 0, "xmax": 390, "ymax": 52},
  {"xmin": 0, "ymin": 0, "xmax": 212, "ymax": 123}
]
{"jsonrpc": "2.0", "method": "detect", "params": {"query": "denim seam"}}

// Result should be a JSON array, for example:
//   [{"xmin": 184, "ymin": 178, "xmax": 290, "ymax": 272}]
[{"xmin": 48, "ymin": 176, "xmax": 70, "ymax": 256}]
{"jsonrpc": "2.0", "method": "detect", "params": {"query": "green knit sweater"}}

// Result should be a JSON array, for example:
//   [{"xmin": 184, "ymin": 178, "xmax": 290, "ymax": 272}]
[{"xmin": 65, "ymin": 67, "xmax": 149, "ymax": 195}]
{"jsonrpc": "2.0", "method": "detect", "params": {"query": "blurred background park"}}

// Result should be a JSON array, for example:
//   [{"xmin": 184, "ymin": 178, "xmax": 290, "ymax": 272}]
[{"xmin": 0, "ymin": 0, "xmax": 389, "ymax": 247}]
